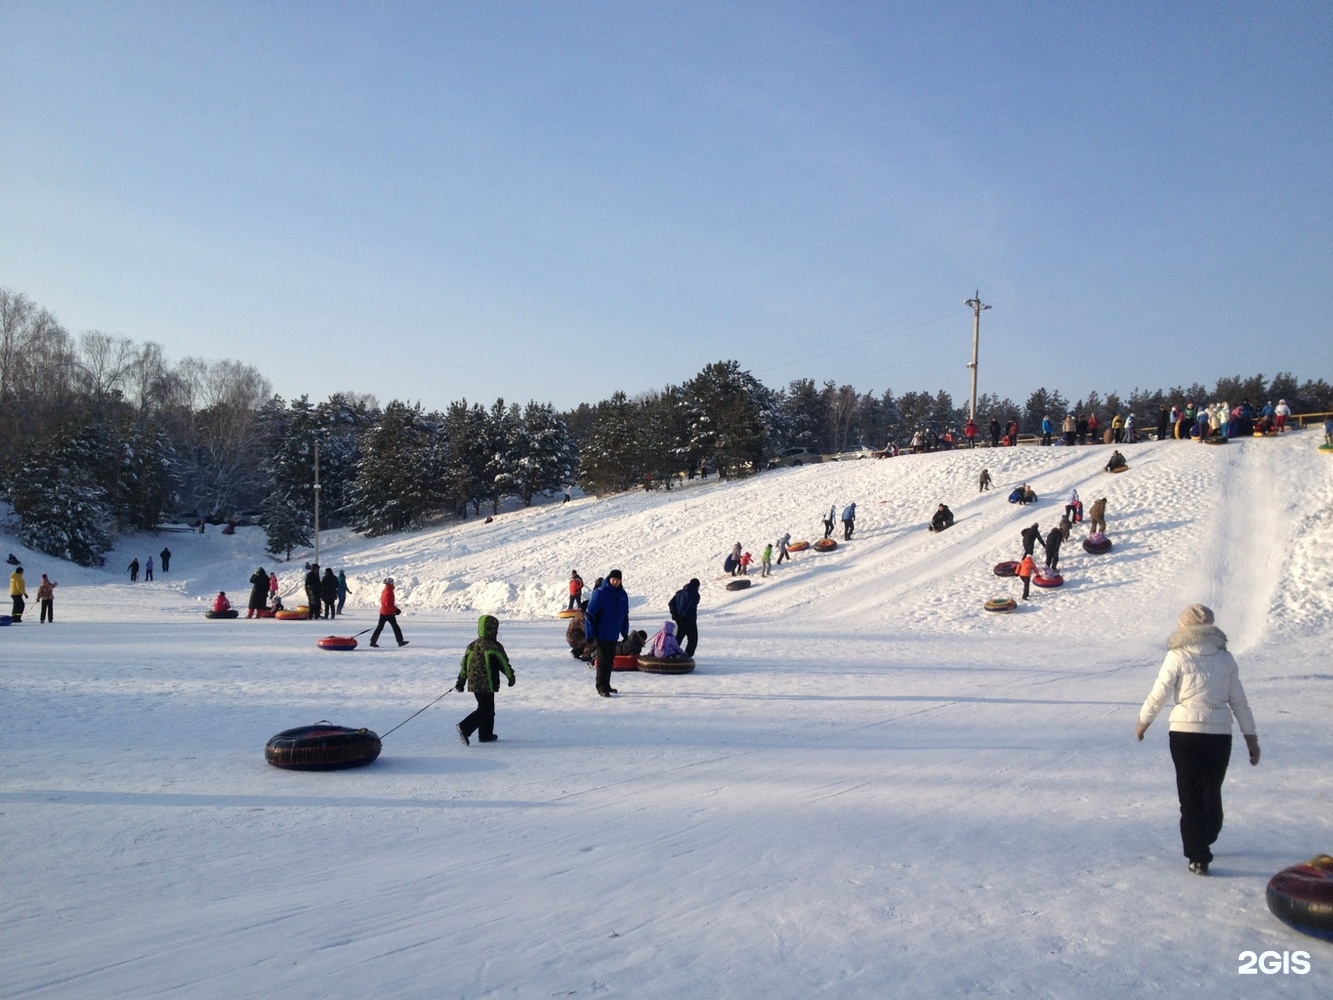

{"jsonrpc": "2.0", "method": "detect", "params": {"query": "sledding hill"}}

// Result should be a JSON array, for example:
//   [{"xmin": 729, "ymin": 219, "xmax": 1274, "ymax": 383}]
[{"xmin": 10, "ymin": 431, "xmax": 1331, "ymax": 653}]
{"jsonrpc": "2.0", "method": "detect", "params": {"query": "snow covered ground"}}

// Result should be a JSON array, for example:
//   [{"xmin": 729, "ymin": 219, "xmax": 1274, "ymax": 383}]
[{"xmin": 3, "ymin": 432, "xmax": 1331, "ymax": 997}]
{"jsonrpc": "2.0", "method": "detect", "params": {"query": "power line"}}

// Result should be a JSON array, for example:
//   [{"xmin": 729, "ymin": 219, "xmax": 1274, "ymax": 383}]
[{"xmin": 752, "ymin": 305, "xmax": 968, "ymax": 378}]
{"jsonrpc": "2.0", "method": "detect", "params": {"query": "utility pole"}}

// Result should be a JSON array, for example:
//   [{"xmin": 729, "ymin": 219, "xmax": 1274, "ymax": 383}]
[
  {"xmin": 965, "ymin": 290, "xmax": 990, "ymax": 421},
  {"xmin": 313, "ymin": 440, "xmax": 321, "ymax": 567}
]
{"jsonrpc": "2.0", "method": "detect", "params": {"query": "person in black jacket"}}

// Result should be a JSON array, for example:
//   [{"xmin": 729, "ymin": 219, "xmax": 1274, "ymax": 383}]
[
  {"xmin": 929, "ymin": 504, "xmax": 954, "ymax": 532},
  {"xmin": 1020, "ymin": 523, "xmax": 1045, "ymax": 556},
  {"xmin": 304, "ymin": 563, "xmax": 321, "ymax": 619},
  {"xmin": 320, "ymin": 567, "xmax": 338, "ymax": 619},
  {"xmin": 668, "ymin": 578, "xmax": 701, "ymax": 657},
  {"xmin": 1043, "ymin": 525, "xmax": 1065, "ymax": 571},
  {"xmin": 247, "ymin": 567, "xmax": 269, "ymax": 619}
]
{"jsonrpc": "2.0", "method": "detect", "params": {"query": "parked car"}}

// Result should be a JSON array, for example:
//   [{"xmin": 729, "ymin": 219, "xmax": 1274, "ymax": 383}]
[
  {"xmin": 832, "ymin": 444, "xmax": 877, "ymax": 460},
  {"xmin": 768, "ymin": 447, "xmax": 824, "ymax": 469},
  {"xmin": 229, "ymin": 510, "xmax": 264, "ymax": 526}
]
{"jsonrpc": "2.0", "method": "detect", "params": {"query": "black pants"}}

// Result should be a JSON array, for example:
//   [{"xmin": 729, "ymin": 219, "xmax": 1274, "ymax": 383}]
[
  {"xmin": 11, "ymin": 595, "xmax": 24, "ymax": 621},
  {"xmin": 843, "ymin": 520, "xmax": 854, "ymax": 540},
  {"xmin": 370, "ymin": 614, "xmax": 404, "ymax": 645},
  {"xmin": 675, "ymin": 619, "xmax": 698, "ymax": 657},
  {"xmin": 40, "ymin": 598, "xmax": 53, "ymax": 622},
  {"xmin": 306, "ymin": 590, "xmax": 319, "ymax": 618},
  {"xmin": 1020, "ymin": 575, "xmax": 1031, "ymax": 599},
  {"xmin": 459, "ymin": 691, "xmax": 496, "ymax": 740},
  {"xmin": 322, "ymin": 597, "xmax": 336, "ymax": 618},
  {"xmin": 1169, "ymin": 731, "xmax": 1232, "ymax": 865},
  {"xmin": 594, "ymin": 639, "xmax": 618, "ymax": 694},
  {"xmin": 1045, "ymin": 547, "xmax": 1061, "ymax": 571}
]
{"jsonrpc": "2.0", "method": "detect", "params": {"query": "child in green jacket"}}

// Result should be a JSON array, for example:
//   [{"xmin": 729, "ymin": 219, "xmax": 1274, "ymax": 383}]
[{"xmin": 455, "ymin": 615, "xmax": 516, "ymax": 745}]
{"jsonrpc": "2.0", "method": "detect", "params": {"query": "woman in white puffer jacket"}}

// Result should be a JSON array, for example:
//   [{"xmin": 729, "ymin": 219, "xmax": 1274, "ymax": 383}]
[{"xmin": 1135, "ymin": 604, "xmax": 1260, "ymax": 875}]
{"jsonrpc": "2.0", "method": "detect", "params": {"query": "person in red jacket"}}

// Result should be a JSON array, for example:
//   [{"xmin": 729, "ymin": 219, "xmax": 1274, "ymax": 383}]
[
  {"xmin": 369, "ymin": 578, "xmax": 408, "ymax": 648},
  {"xmin": 1016, "ymin": 555, "xmax": 1036, "ymax": 601},
  {"xmin": 212, "ymin": 591, "xmax": 232, "ymax": 613},
  {"xmin": 567, "ymin": 570, "xmax": 584, "ymax": 611}
]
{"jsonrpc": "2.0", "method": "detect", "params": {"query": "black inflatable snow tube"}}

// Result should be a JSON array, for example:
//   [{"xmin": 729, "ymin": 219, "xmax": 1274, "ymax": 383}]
[
  {"xmin": 1267, "ymin": 855, "xmax": 1333, "ymax": 942},
  {"xmin": 725, "ymin": 578, "xmax": 752, "ymax": 591},
  {"xmin": 205, "ymin": 609, "xmax": 239, "ymax": 619},
  {"xmin": 636, "ymin": 656, "xmax": 696, "ymax": 675},
  {"xmin": 265, "ymin": 723, "xmax": 382, "ymax": 770}
]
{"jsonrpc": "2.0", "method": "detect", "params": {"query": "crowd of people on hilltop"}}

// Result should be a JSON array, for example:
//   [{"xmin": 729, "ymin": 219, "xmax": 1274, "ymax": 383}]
[{"xmin": 887, "ymin": 396, "xmax": 1305, "ymax": 454}]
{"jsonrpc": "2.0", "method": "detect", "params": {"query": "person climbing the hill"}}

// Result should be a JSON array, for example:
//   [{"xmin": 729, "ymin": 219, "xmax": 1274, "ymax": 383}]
[
  {"xmin": 9, "ymin": 565, "xmax": 27, "ymax": 622},
  {"xmin": 738, "ymin": 550, "xmax": 754, "ymax": 575},
  {"xmin": 36, "ymin": 573, "xmax": 56, "ymax": 623},
  {"xmin": 247, "ymin": 567, "xmax": 269, "ymax": 619},
  {"xmin": 567, "ymin": 570, "xmax": 584, "ymax": 611},
  {"xmin": 823, "ymin": 505, "xmax": 836, "ymax": 539},
  {"xmin": 760, "ymin": 543, "xmax": 773, "ymax": 577},
  {"xmin": 1016, "ymin": 554, "xmax": 1036, "ymax": 601},
  {"xmin": 1064, "ymin": 488, "xmax": 1080, "ymax": 523},
  {"xmin": 669, "ymin": 577, "xmax": 701, "ymax": 658},
  {"xmin": 585, "ymin": 569, "xmax": 630, "ymax": 696},
  {"xmin": 1087, "ymin": 497, "xmax": 1108, "ymax": 535},
  {"xmin": 724, "ymin": 542, "xmax": 742, "ymax": 575},
  {"xmin": 1043, "ymin": 523, "xmax": 1065, "ymax": 571},
  {"xmin": 775, "ymin": 532, "xmax": 792, "ymax": 566},
  {"xmin": 929, "ymin": 504, "xmax": 954, "ymax": 532},
  {"xmin": 455, "ymin": 614, "xmax": 515, "ymax": 746},
  {"xmin": 842, "ymin": 502, "xmax": 857, "ymax": 540},
  {"xmin": 1135, "ymin": 604, "xmax": 1259, "ymax": 875},
  {"xmin": 369, "ymin": 577, "xmax": 408, "ymax": 647},
  {"xmin": 979, "ymin": 468, "xmax": 993, "ymax": 492},
  {"xmin": 1020, "ymin": 523, "xmax": 1044, "ymax": 556}
]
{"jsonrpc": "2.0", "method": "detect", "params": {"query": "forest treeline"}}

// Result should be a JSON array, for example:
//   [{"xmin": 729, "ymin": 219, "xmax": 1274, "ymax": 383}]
[{"xmin": 3, "ymin": 287, "xmax": 1330, "ymax": 566}]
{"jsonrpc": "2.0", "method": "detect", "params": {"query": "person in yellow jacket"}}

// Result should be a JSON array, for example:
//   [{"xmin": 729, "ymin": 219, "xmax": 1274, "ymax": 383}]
[{"xmin": 9, "ymin": 565, "xmax": 28, "ymax": 622}]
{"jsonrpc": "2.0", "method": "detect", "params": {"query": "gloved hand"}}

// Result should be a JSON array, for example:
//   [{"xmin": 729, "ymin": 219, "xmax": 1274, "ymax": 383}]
[
  {"xmin": 507, "ymin": 675, "xmax": 515, "ymax": 687},
  {"xmin": 1134, "ymin": 721, "xmax": 1148, "ymax": 741},
  {"xmin": 1245, "ymin": 734, "xmax": 1260, "ymax": 766},
  {"xmin": 455, "ymin": 679, "xmax": 465, "ymax": 692}
]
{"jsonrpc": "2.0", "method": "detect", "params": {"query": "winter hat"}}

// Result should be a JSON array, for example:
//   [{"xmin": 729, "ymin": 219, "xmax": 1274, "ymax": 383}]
[
  {"xmin": 384, "ymin": 577, "xmax": 394, "ymax": 586},
  {"xmin": 689, "ymin": 578, "xmax": 699, "ymax": 587},
  {"xmin": 1178, "ymin": 604, "xmax": 1215, "ymax": 628},
  {"xmin": 608, "ymin": 569, "xmax": 622, "ymax": 580}
]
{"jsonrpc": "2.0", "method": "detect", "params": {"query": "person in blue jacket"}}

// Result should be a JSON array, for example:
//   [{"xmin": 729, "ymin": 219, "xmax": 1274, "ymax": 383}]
[{"xmin": 585, "ymin": 568, "xmax": 630, "ymax": 697}]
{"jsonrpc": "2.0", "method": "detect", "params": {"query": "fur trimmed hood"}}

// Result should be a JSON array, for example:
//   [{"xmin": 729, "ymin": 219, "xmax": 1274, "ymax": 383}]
[{"xmin": 1167, "ymin": 624, "xmax": 1228, "ymax": 653}]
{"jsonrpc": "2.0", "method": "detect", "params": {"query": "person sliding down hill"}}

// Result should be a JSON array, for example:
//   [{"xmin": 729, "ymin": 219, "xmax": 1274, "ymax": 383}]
[
  {"xmin": 1105, "ymin": 450, "xmax": 1127, "ymax": 472},
  {"xmin": 928, "ymin": 504, "xmax": 954, "ymax": 532}
]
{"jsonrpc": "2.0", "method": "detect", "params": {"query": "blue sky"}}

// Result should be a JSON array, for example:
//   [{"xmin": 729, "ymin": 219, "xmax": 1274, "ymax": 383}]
[{"xmin": 3, "ymin": 1, "xmax": 1330, "ymax": 413}]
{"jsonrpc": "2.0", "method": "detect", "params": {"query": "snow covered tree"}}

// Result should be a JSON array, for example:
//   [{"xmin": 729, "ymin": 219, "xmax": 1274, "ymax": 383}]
[
  {"xmin": 779, "ymin": 378, "xmax": 830, "ymax": 453},
  {"xmin": 577, "ymin": 391, "xmax": 643, "ymax": 495},
  {"xmin": 346, "ymin": 400, "xmax": 442, "ymax": 536},
  {"xmin": 684, "ymin": 360, "xmax": 775, "ymax": 479},
  {"xmin": 495, "ymin": 400, "xmax": 577, "ymax": 505},
  {"xmin": 8, "ymin": 427, "xmax": 113, "ymax": 566}
]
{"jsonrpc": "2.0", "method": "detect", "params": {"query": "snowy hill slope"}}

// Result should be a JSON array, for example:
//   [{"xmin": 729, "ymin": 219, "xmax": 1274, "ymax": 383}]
[{"xmin": 2, "ymin": 432, "xmax": 1331, "ymax": 999}]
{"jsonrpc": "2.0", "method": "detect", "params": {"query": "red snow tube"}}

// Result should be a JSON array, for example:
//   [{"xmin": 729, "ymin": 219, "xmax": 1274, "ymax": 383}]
[
  {"xmin": 984, "ymin": 598, "xmax": 1017, "ymax": 613},
  {"xmin": 253, "ymin": 608, "xmax": 276, "ymax": 618},
  {"xmin": 317, "ymin": 635, "xmax": 358, "ymax": 651},
  {"xmin": 787, "ymin": 540, "xmax": 810, "ymax": 552},
  {"xmin": 636, "ymin": 656, "xmax": 696, "ymax": 675},
  {"xmin": 1267, "ymin": 855, "xmax": 1333, "ymax": 942},
  {"xmin": 993, "ymin": 561, "xmax": 1019, "ymax": 577},
  {"xmin": 1032, "ymin": 572, "xmax": 1064, "ymax": 588},
  {"xmin": 813, "ymin": 538, "xmax": 838, "ymax": 552},
  {"xmin": 1083, "ymin": 533, "xmax": 1113, "ymax": 554},
  {"xmin": 205, "ymin": 609, "xmax": 239, "ymax": 619},
  {"xmin": 612, "ymin": 654, "xmax": 639, "ymax": 671},
  {"xmin": 265, "ymin": 723, "xmax": 382, "ymax": 770}
]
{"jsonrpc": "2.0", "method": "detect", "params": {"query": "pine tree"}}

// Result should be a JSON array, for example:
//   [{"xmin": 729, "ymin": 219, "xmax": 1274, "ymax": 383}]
[
  {"xmin": 684, "ymin": 360, "xmax": 774, "ymax": 479},
  {"xmin": 9, "ymin": 428, "xmax": 113, "ymax": 566},
  {"xmin": 577, "ymin": 391, "xmax": 642, "ymax": 495},
  {"xmin": 346, "ymin": 401, "xmax": 441, "ymax": 536}
]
